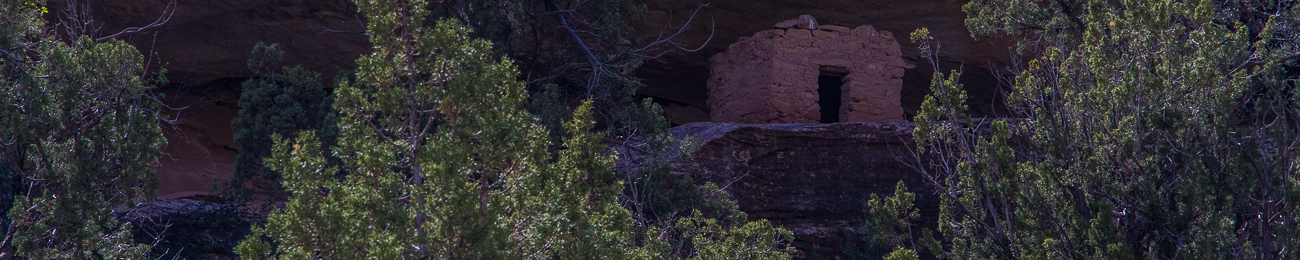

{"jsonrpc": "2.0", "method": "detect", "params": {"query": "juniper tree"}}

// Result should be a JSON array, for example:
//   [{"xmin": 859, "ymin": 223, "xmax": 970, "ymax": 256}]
[
  {"xmin": 225, "ymin": 42, "xmax": 336, "ymax": 203},
  {"xmin": 331, "ymin": 0, "xmax": 686, "ymax": 139},
  {"xmin": 890, "ymin": 0, "xmax": 1300, "ymax": 259},
  {"xmin": 436, "ymin": 0, "xmax": 656, "ymax": 120},
  {"xmin": 234, "ymin": 2, "xmax": 792, "ymax": 258},
  {"xmin": 415, "ymin": 1, "xmax": 738, "ymax": 242},
  {"xmin": 435, "ymin": 0, "xmax": 729, "ymax": 232},
  {"xmin": 0, "ymin": 0, "xmax": 166, "ymax": 258}
]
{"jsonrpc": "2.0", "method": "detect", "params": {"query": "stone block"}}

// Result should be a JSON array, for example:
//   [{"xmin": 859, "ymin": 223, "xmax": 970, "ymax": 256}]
[
  {"xmin": 774, "ymin": 18, "xmax": 799, "ymax": 29},
  {"xmin": 754, "ymin": 29, "xmax": 785, "ymax": 39},
  {"xmin": 795, "ymin": 15, "xmax": 818, "ymax": 29},
  {"xmin": 852, "ymin": 25, "xmax": 878, "ymax": 37},
  {"xmin": 786, "ymin": 28, "xmax": 812, "ymax": 39},
  {"xmin": 819, "ymin": 25, "xmax": 850, "ymax": 34},
  {"xmin": 879, "ymin": 30, "xmax": 893, "ymax": 39}
]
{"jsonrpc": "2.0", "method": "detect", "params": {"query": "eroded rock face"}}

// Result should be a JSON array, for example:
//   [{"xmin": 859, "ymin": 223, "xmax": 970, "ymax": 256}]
[
  {"xmin": 708, "ymin": 18, "xmax": 910, "ymax": 123},
  {"xmin": 152, "ymin": 82, "xmax": 242, "ymax": 200},
  {"xmin": 669, "ymin": 122, "xmax": 938, "ymax": 258},
  {"xmin": 44, "ymin": 0, "xmax": 370, "ymax": 87}
]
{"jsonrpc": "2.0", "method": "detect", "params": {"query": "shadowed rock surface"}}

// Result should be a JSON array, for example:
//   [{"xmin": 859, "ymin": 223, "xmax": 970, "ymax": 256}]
[
  {"xmin": 669, "ymin": 122, "xmax": 939, "ymax": 258},
  {"xmin": 45, "ymin": 0, "xmax": 370, "ymax": 87},
  {"xmin": 121, "ymin": 199, "xmax": 255, "ymax": 260}
]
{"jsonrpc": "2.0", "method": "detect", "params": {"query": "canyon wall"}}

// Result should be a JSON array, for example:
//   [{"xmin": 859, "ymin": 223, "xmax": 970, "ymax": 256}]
[
  {"xmin": 45, "ymin": 0, "xmax": 370, "ymax": 87},
  {"xmin": 35, "ymin": 2, "xmax": 1002, "ymax": 257},
  {"xmin": 46, "ymin": 0, "xmax": 1011, "ymax": 125}
]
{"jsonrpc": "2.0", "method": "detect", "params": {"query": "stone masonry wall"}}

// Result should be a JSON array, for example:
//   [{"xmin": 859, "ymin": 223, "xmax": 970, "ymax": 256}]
[{"xmin": 708, "ymin": 17, "xmax": 911, "ymax": 123}]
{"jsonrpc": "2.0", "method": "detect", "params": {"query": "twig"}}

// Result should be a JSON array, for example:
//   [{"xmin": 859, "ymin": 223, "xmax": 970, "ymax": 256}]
[{"xmin": 95, "ymin": 1, "xmax": 176, "ymax": 42}]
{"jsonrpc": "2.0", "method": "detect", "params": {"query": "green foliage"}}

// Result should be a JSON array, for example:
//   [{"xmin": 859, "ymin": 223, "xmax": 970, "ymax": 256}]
[
  {"xmin": 882, "ymin": 248, "xmax": 917, "ymax": 260},
  {"xmin": 899, "ymin": 0, "xmax": 1300, "ymax": 259},
  {"xmin": 456, "ymin": 0, "xmax": 644, "ymax": 60},
  {"xmin": 225, "ymin": 42, "xmax": 336, "ymax": 203},
  {"xmin": 445, "ymin": 2, "xmax": 745, "ymax": 250},
  {"xmin": 675, "ymin": 211, "xmax": 796, "ymax": 260},
  {"xmin": 245, "ymin": 42, "xmax": 284, "ymax": 76},
  {"xmin": 237, "ymin": 15, "xmax": 558, "ymax": 258},
  {"xmin": 844, "ymin": 182, "xmax": 933, "ymax": 260},
  {"xmin": 616, "ymin": 98, "xmax": 741, "ymax": 224},
  {"xmin": 528, "ymin": 83, "xmax": 573, "ymax": 144},
  {"xmin": 0, "ymin": 0, "xmax": 165, "ymax": 258},
  {"xmin": 443, "ymin": 0, "xmax": 668, "ymax": 147},
  {"xmin": 608, "ymin": 98, "xmax": 788, "ymax": 256},
  {"xmin": 865, "ymin": 182, "xmax": 919, "ymax": 246},
  {"xmin": 445, "ymin": 0, "xmax": 646, "ymax": 96},
  {"xmin": 236, "ymin": 1, "xmax": 792, "ymax": 258},
  {"xmin": 848, "ymin": 182, "xmax": 926, "ymax": 258}
]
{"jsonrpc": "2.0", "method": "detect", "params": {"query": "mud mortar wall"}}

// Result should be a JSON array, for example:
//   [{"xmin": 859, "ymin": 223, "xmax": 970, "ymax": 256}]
[{"xmin": 707, "ymin": 23, "xmax": 910, "ymax": 123}]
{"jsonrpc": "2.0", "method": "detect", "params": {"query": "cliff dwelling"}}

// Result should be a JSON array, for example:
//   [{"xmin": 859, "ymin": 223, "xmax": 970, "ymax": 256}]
[{"xmin": 707, "ymin": 16, "xmax": 912, "ymax": 124}]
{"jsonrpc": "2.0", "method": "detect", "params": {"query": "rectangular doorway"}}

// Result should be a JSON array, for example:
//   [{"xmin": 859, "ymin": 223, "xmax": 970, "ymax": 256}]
[{"xmin": 818, "ymin": 71, "xmax": 845, "ymax": 123}]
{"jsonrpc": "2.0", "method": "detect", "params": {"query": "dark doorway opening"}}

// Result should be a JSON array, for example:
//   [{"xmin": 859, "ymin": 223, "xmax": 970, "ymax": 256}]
[{"xmin": 818, "ymin": 71, "xmax": 845, "ymax": 123}]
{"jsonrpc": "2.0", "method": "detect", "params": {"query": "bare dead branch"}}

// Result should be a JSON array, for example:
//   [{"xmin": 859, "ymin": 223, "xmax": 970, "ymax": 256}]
[
  {"xmin": 548, "ymin": 2, "xmax": 715, "ymax": 98},
  {"xmin": 308, "ymin": 1, "xmax": 368, "ymax": 36},
  {"xmin": 631, "ymin": 3, "xmax": 715, "ymax": 61},
  {"xmin": 0, "ymin": 49, "xmax": 27, "ymax": 64},
  {"xmin": 95, "ymin": 0, "xmax": 177, "ymax": 42}
]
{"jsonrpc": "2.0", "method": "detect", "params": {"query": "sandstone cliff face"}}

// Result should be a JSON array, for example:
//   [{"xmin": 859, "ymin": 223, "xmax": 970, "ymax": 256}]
[
  {"xmin": 708, "ymin": 19, "xmax": 910, "ymax": 124},
  {"xmin": 670, "ymin": 122, "xmax": 937, "ymax": 258},
  {"xmin": 639, "ymin": 0, "xmax": 1013, "ymax": 124},
  {"xmin": 45, "ymin": 0, "xmax": 370, "ymax": 87},
  {"xmin": 38, "ymin": 1, "xmax": 981, "ymax": 252},
  {"xmin": 153, "ymin": 91, "xmax": 238, "ymax": 200},
  {"xmin": 47, "ymin": 0, "xmax": 1010, "ymax": 125}
]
